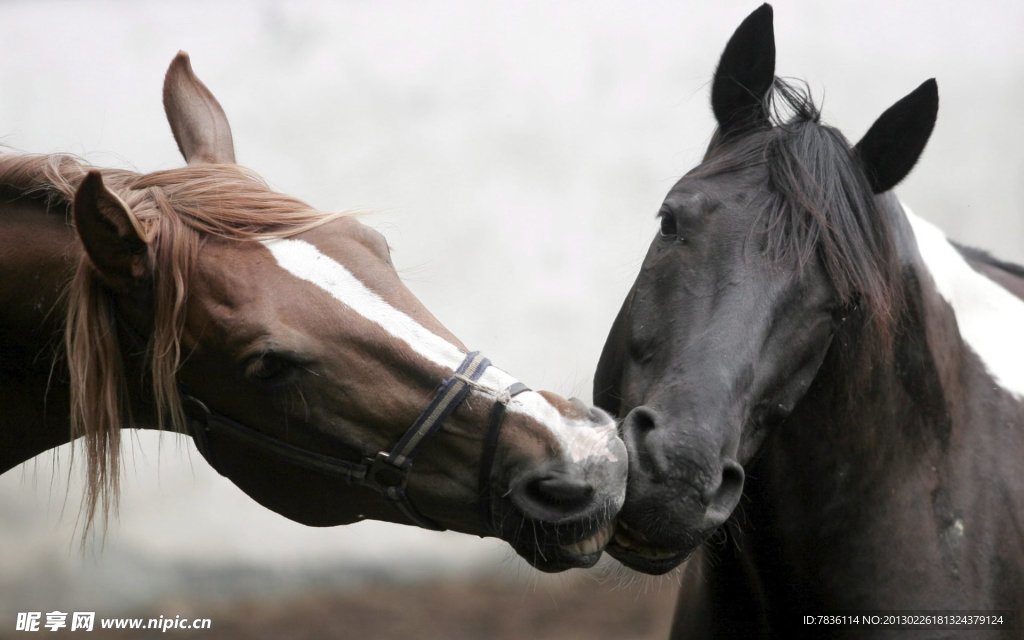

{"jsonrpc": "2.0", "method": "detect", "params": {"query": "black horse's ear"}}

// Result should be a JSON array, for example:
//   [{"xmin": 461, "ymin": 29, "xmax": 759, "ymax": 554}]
[
  {"xmin": 73, "ymin": 171, "xmax": 150, "ymax": 292},
  {"xmin": 854, "ymin": 79, "xmax": 938, "ymax": 194},
  {"xmin": 711, "ymin": 3, "xmax": 776, "ymax": 136}
]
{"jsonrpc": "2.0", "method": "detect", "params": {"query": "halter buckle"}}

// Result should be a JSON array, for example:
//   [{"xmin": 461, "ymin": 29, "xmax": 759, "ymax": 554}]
[{"xmin": 366, "ymin": 452, "xmax": 409, "ymax": 491}]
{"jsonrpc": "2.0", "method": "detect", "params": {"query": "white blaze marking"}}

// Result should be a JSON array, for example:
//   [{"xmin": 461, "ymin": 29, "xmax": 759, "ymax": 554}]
[
  {"xmin": 905, "ymin": 207, "xmax": 1024, "ymax": 398},
  {"xmin": 263, "ymin": 238, "xmax": 621, "ymax": 463}
]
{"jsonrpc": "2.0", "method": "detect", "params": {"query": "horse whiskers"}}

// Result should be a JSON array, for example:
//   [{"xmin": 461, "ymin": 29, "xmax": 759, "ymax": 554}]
[
  {"xmin": 288, "ymin": 386, "xmax": 311, "ymax": 423},
  {"xmin": 530, "ymin": 519, "xmax": 548, "ymax": 563}
]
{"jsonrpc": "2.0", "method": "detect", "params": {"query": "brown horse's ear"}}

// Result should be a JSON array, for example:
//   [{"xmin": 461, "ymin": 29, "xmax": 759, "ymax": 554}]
[
  {"xmin": 163, "ymin": 51, "xmax": 236, "ymax": 165},
  {"xmin": 854, "ymin": 79, "xmax": 938, "ymax": 194},
  {"xmin": 73, "ymin": 171, "xmax": 150, "ymax": 291}
]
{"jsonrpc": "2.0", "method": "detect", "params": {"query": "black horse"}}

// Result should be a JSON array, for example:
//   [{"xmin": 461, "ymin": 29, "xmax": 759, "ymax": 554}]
[{"xmin": 595, "ymin": 4, "xmax": 1024, "ymax": 638}]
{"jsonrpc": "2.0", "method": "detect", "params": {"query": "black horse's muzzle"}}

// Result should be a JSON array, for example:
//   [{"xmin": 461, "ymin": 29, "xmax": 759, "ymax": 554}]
[{"xmin": 608, "ymin": 403, "xmax": 745, "ymax": 574}]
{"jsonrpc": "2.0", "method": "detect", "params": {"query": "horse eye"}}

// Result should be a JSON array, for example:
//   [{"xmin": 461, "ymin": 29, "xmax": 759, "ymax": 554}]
[
  {"xmin": 246, "ymin": 353, "xmax": 294, "ymax": 384},
  {"xmin": 659, "ymin": 213, "xmax": 678, "ymax": 238}
]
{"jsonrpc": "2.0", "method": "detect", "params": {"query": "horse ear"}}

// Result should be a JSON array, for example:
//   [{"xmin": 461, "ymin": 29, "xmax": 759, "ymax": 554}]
[
  {"xmin": 711, "ymin": 3, "xmax": 776, "ymax": 136},
  {"xmin": 854, "ymin": 79, "xmax": 938, "ymax": 194},
  {"xmin": 163, "ymin": 51, "xmax": 237, "ymax": 165},
  {"xmin": 73, "ymin": 171, "xmax": 150, "ymax": 291}
]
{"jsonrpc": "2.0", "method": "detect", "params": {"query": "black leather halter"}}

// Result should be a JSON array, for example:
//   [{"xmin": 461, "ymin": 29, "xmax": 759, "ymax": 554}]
[{"xmin": 184, "ymin": 351, "xmax": 529, "ymax": 531}]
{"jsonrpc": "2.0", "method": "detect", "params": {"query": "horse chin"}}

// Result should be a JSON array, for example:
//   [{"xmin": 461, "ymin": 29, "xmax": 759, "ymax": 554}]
[
  {"xmin": 605, "ymin": 520, "xmax": 701, "ymax": 575},
  {"xmin": 518, "ymin": 546, "xmax": 604, "ymax": 573}
]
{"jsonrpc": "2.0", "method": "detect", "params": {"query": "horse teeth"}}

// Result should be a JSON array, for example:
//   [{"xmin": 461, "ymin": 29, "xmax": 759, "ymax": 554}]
[
  {"xmin": 613, "ymin": 530, "xmax": 634, "ymax": 549},
  {"xmin": 612, "ymin": 527, "xmax": 678, "ymax": 560},
  {"xmin": 559, "ymin": 523, "xmax": 614, "ymax": 556},
  {"xmin": 617, "ymin": 519, "xmax": 651, "ymax": 543}
]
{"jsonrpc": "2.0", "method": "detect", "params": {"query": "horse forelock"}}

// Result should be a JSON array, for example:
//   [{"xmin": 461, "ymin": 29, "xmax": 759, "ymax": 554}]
[
  {"xmin": 695, "ymin": 78, "xmax": 906, "ymax": 378},
  {"xmin": 0, "ymin": 151, "xmax": 347, "ymax": 531}
]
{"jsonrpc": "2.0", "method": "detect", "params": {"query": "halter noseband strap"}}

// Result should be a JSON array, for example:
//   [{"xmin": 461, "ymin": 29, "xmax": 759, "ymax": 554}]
[
  {"xmin": 363, "ymin": 350, "xmax": 490, "ymax": 529},
  {"xmin": 184, "ymin": 350, "xmax": 529, "ymax": 532}
]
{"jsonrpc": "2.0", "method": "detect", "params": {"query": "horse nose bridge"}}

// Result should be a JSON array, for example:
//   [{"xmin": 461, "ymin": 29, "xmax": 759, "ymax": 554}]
[
  {"xmin": 513, "ymin": 391, "xmax": 624, "ymax": 463},
  {"xmin": 571, "ymin": 394, "xmax": 620, "ymax": 423},
  {"xmin": 674, "ymin": 339, "xmax": 759, "ymax": 393},
  {"xmin": 544, "ymin": 407, "xmax": 628, "ymax": 498}
]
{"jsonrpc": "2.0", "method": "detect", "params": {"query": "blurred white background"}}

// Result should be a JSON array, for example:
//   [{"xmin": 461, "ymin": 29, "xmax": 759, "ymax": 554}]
[{"xmin": 1, "ymin": 0, "xmax": 1022, "ymax": 622}]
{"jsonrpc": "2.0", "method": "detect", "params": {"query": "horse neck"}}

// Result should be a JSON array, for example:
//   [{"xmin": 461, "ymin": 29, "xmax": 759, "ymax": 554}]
[
  {"xmin": 760, "ymin": 201, "xmax": 948, "ymax": 477},
  {"xmin": 728, "ymin": 198, "xmax": 976, "ymax": 610},
  {"xmin": 0, "ymin": 194, "xmax": 74, "ymax": 467},
  {"xmin": 0, "ymin": 194, "xmax": 154, "ymax": 471}
]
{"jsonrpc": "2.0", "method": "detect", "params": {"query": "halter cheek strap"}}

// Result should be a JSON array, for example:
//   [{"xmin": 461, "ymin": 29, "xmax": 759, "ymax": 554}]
[
  {"xmin": 477, "ymin": 380, "xmax": 531, "ymax": 528},
  {"xmin": 184, "ymin": 350, "xmax": 528, "ymax": 532}
]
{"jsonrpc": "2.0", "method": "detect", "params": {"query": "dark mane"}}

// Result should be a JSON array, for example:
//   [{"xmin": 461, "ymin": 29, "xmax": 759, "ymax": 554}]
[{"xmin": 694, "ymin": 77, "xmax": 904, "ymax": 354}]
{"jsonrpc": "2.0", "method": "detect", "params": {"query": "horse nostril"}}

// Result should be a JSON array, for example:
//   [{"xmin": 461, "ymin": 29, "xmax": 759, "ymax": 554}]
[
  {"xmin": 704, "ymin": 460, "xmax": 745, "ymax": 525},
  {"xmin": 622, "ymin": 406, "xmax": 672, "ymax": 481},
  {"xmin": 512, "ymin": 467, "xmax": 596, "ymax": 519},
  {"xmin": 626, "ymin": 406, "xmax": 658, "ymax": 432},
  {"xmin": 529, "ymin": 475, "xmax": 595, "ymax": 506}
]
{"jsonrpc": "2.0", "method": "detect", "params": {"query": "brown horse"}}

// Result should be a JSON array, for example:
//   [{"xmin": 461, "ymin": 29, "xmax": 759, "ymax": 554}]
[{"xmin": 0, "ymin": 53, "xmax": 626, "ymax": 572}]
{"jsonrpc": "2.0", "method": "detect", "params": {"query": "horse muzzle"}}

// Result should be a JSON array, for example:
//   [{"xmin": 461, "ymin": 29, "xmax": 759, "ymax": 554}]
[
  {"xmin": 607, "ymin": 403, "xmax": 745, "ymax": 574},
  {"xmin": 490, "ymin": 413, "xmax": 629, "ymax": 572}
]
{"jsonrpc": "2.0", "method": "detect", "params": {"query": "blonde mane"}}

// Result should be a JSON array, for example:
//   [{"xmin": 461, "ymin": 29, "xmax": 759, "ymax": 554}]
[{"xmin": 0, "ymin": 152, "xmax": 343, "ymax": 531}]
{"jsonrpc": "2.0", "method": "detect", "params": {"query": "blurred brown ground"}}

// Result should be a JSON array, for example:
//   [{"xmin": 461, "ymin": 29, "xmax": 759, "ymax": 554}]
[
  {"xmin": 193, "ymin": 576, "xmax": 677, "ymax": 640},
  {"xmin": 6, "ymin": 574, "xmax": 678, "ymax": 640}
]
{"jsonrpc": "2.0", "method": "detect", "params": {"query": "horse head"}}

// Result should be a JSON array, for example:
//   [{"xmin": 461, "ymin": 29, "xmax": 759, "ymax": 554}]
[
  {"xmin": 594, "ymin": 4, "xmax": 938, "ymax": 574},
  {"xmin": 67, "ymin": 53, "xmax": 626, "ymax": 571}
]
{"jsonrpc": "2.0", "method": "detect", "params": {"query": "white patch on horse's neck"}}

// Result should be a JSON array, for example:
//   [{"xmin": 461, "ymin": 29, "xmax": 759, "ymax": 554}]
[
  {"xmin": 904, "ymin": 205, "xmax": 1024, "ymax": 398},
  {"xmin": 262, "ymin": 238, "xmax": 620, "ymax": 463}
]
